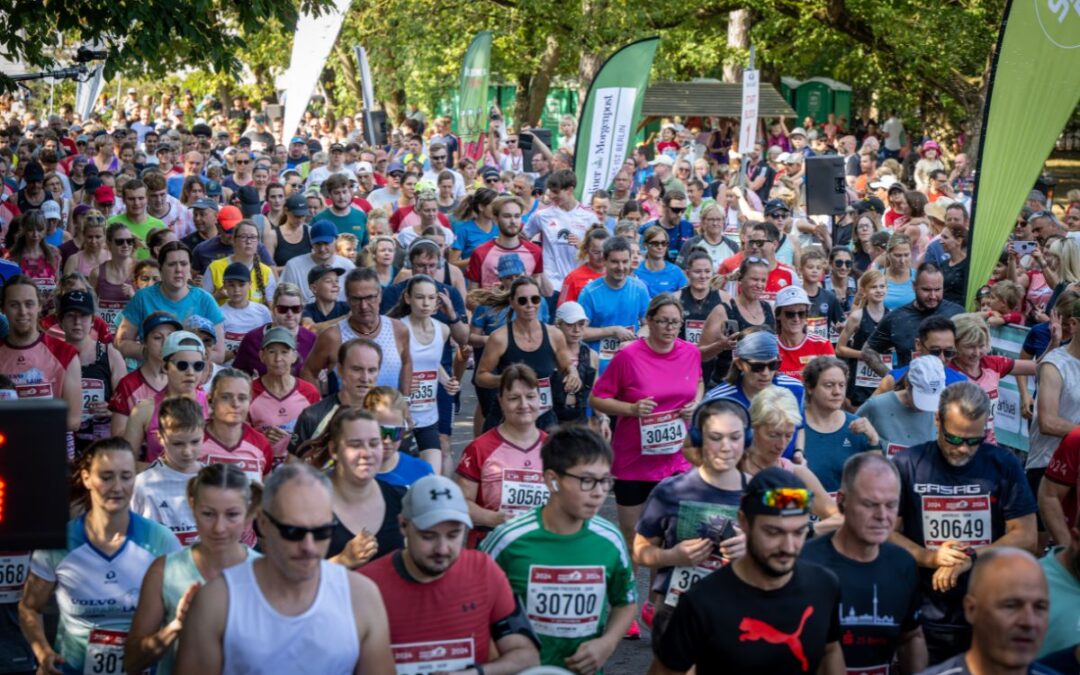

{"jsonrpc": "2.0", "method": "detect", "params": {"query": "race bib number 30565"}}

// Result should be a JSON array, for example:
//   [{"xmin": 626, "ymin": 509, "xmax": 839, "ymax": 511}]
[
  {"xmin": 526, "ymin": 565, "xmax": 606, "ymax": 638},
  {"xmin": 499, "ymin": 469, "xmax": 549, "ymax": 515},
  {"xmin": 921, "ymin": 495, "xmax": 991, "ymax": 549}
]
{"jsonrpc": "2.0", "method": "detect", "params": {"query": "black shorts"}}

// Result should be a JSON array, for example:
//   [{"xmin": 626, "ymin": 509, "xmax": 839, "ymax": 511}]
[
  {"xmin": 413, "ymin": 423, "xmax": 441, "ymax": 452},
  {"xmin": 1026, "ymin": 468, "xmax": 1046, "ymax": 532},
  {"xmin": 613, "ymin": 479, "xmax": 660, "ymax": 507}
]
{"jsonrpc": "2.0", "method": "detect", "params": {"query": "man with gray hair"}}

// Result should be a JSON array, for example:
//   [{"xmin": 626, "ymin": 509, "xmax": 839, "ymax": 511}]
[
  {"xmin": 176, "ymin": 464, "xmax": 394, "ymax": 674},
  {"xmin": 803, "ymin": 452, "xmax": 928, "ymax": 673},
  {"xmin": 890, "ymin": 382, "xmax": 1038, "ymax": 664}
]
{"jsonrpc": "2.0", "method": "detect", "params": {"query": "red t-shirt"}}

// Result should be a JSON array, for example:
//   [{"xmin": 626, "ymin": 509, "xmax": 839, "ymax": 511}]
[
  {"xmin": 764, "ymin": 263, "xmax": 799, "ymax": 304},
  {"xmin": 351, "ymin": 196, "xmax": 373, "ymax": 213},
  {"xmin": 465, "ymin": 240, "xmax": 543, "ymax": 289},
  {"xmin": 389, "ymin": 206, "xmax": 452, "ymax": 233},
  {"xmin": 359, "ymin": 549, "xmax": 517, "ymax": 671},
  {"xmin": 778, "ymin": 334, "xmax": 835, "ymax": 380},
  {"xmin": 559, "ymin": 264, "xmax": 604, "ymax": 305},
  {"xmin": 108, "ymin": 368, "xmax": 164, "ymax": 416},
  {"xmin": 1045, "ymin": 426, "xmax": 1080, "ymax": 533}
]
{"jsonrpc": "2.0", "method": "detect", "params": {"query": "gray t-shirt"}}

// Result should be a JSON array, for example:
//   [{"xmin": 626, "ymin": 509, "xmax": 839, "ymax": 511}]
[
  {"xmin": 1028, "ymin": 346, "xmax": 1080, "ymax": 470},
  {"xmin": 856, "ymin": 391, "xmax": 936, "ymax": 458}
]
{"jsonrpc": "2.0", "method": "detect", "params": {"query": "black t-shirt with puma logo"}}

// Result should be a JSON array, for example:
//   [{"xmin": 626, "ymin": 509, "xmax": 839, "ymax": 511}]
[{"xmin": 656, "ymin": 559, "xmax": 841, "ymax": 674}]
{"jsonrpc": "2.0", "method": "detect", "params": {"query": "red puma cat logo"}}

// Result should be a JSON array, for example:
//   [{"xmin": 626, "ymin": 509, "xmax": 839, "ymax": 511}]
[{"xmin": 738, "ymin": 605, "xmax": 814, "ymax": 672}]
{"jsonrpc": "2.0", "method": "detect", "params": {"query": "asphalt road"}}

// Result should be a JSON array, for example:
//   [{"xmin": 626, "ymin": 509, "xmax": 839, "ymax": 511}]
[{"xmin": 449, "ymin": 378, "xmax": 655, "ymax": 674}]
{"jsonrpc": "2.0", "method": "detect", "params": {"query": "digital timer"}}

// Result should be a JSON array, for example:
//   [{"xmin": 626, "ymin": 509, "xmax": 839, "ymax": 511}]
[{"xmin": 0, "ymin": 399, "xmax": 69, "ymax": 549}]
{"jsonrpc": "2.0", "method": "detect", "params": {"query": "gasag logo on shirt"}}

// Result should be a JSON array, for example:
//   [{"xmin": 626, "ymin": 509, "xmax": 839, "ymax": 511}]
[{"xmin": 913, "ymin": 483, "xmax": 984, "ymax": 495}]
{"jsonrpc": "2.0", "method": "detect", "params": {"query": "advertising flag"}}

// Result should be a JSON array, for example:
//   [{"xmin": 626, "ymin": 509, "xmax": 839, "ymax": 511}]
[{"xmin": 457, "ymin": 32, "xmax": 493, "ymax": 145}]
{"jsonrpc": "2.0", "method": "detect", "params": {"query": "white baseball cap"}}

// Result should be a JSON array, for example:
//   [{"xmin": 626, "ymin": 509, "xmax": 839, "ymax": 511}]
[
  {"xmin": 775, "ymin": 286, "xmax": 810, "ymax": 309},
  {"xmin": 41, "ymin": 201, "xmax": 62, "ymax": 220},
  {"xmin": 650, "ymin": 155, "xmax": 674, "ymax": 167},
  {"xmin": 907, "ymin": 356, "xmax": 946, "ymax": 412},
  {"xmin": 556, "ymin": 301, "xmax": 588, "ymax": 325}
]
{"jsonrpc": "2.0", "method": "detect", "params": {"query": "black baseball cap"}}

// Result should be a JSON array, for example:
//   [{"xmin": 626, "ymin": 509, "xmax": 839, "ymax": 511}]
[
  {"xmin": 223, "ymin": 261, "xmax": 252, "ymax": 283},
  {"xmin": 59, "ymin": 290, "xmax": 95, "ymax": 316},
  {"xmin": 740, "ymin": 467, "xmax": 812, "ymax": 517},
  {"xmin": 764, "ymin": 199, "xmax": 789, "ymax": 216},
  {"xmin": 308, "ymin": 264, "xmax": 346, "ymax": 285},
  {"xmin": 285, "ymin": 193, "xmax": 309, "ymax": 216}
]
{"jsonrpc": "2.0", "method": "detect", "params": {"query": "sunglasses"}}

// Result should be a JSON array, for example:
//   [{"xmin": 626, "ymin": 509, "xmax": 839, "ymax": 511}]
[
  {"xmin": 926, "ymin": 347, "xmax": 957, "ymax": 359},
  {"xmin": 431, "ymin": 155, "xmax": 447, "ymax": 161},
  {"xmin": 781, "ymin": 310, "xmax": 807, "ymax": 319},
  {"xmin": 667, "ymin": 206, "xmax": 686, "ymax": 214},
  {"xmin": 746, "ymin": 360, "xmax": 781, "ymax": 373},
  {"xmin": 485, "ymin": 178, "xmax": 499, "ymax": 184},
  {"xmin": 647, "ymin": 240, "xmax": 669, "ymax": 247},
  {"xmin": 516, "ymin": 295, "xmax": 542, "ymax": 306},
  {"xmin": 380, "ymin": 425, "xmax": 406, "ymax": 442},
  {"xmin": 748, "ymin": 239, "xmax": 768, "ymax": 248},
  {"xmin": 264, "ymin": 510, "xmax": 335, "ymax": 541},
  {"xmin": 768, "ymin": 212, "xmax": 790, "ymax": 219},
  {"xmin": 275, "ymin": 304, "xmax": 302, "ymax": 314},
  {"xmin": 832, "ymin": 259, "xmax": 853, "ymax": 268},
  {"xmin": 112, "ymin": 237, "xmax": 135, "ymax": 246},
  {"xmin": 942, "ymin": 430, "xmax": 983, "ymax": 447},
  {"xmin": 171, "ymin": 359, "xmax": 206, "ymax": 372},
  {"xmin": 759, "ymin": 487, "xmax": 813, "ymax": 510}
]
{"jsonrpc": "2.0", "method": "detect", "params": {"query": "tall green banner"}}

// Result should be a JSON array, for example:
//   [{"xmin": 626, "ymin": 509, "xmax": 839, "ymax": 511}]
[
  {"xmin": 965, "ymin": 0, "xmax": 1080, "ymax": 308},
  {"xmin": 573, "ymin": 37, "xmax": 660, "ymax": 202},
  {"xmin": 457, "ymin": 32, "xmax": 493, "ymax": 145}
]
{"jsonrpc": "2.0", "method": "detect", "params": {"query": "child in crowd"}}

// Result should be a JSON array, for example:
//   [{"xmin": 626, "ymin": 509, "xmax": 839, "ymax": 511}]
[
  {"xmin": 219, "ymin": 261, "xmax": 272, "ymax": 362},
  {"xmin": 984, "ymin": 279, "xmax": 1024, "ymax": 327}
]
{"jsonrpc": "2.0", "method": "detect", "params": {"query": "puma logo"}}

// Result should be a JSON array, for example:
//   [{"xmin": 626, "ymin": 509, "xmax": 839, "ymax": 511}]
[{"xmin": 739, "ymin": 605, "xmax": 814, "ymax": 672}]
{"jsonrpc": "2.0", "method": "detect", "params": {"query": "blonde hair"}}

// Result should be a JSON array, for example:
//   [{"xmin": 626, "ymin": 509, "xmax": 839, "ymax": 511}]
[
  {"xmin": 953, "ymin": 312, "xmax": 990, "ymax": 349},
  {"xmin": 1049, "ymin": 237, "xmax": 1080, "ymax": 284},
  {"xmin": 989, "ymin": 280, "xmax": 1023, "ymax": 311},
  {"xmin": 749, "ymin": 386, "xmax": 802, "ymax": 429},
  {"xmin": 855, "ymin": 269, "xmax": 885, "ymax": 309}
]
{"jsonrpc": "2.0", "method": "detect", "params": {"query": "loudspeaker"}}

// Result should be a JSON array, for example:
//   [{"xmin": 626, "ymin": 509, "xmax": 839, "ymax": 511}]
[
  {"xmin": 524, "ymin": 128, "xmax": 553, "ymax": 172},
  {"xmin": 365, "ymin": 111, "xmax": 389, "ymax": 147},
  {"xmin": 805, "ymin": 156, "xmax": 847, "ymax": 216},
  {"xmin": 0, "ymin": 399, "xmax": 70, "ymax": 549}
]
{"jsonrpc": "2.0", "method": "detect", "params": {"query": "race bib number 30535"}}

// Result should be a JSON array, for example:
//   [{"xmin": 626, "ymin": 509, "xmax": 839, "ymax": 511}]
[
  {"xmin": 921, "ymin": 495, "xmax": 991, "ymax": 549},
  {"xmin": 526, "ymin": 565, "xmax": 606, "ymax": 638}
]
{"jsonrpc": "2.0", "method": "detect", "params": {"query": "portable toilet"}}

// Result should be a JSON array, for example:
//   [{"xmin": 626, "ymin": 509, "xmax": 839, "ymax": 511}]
[{"xmin": 780, "ymin": 77, "xmax": 801, "ymax": 107}]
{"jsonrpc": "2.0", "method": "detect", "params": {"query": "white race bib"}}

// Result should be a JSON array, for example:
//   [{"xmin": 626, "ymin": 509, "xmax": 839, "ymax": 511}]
[
  {"xmin": 0, "ymin": 552, "xmax": 30, "ymax": 603},
  {"xmin": 920, "ymin": 494, "xmax": 992, "ymax": 550},
  {"xmin": 224, "ymin": 331, "xmax": 246, "ymax": 356},
  {"xmin": 664, "ymin": 556, "xmax": 723, "ymax": 607},
  {"xmin": 96, "ymin": 299, "xmax": 126, "ymax": 329},
  {"xmin": 845, "ymin": 666, "xmax": 889, "ymax": 675},
  {"xmin": 806, "ymin": 316, "xmax": 828, "ymax": 341},
  {"xmin": 15, "ymin": 382, "xmax": 53, "ymax": 399},
  {"xmin": 83, "ymin": 629, "xmax": 127, "ymax": 675},
  {"xmin": 640, "ymin": 410, "xmax": 687, "ymax": 455},
  {"xmin": 537, "ymin": 377, "xmax": 553, "ymax": 414},
  {"xmin": 526, "ymin": 565, "xmax": 606, "ymax": 638},
  {"xmin": 409, "ymin": 371, "xmax": 438, "ymax": 412},
  {"xmin": 392, "ymin": 638, "xmax": 474, "ymax": 675},
  {"xmin": 499, "ymin": 469, "xmax": 549, "ymax": 515},
  {"xmin": 684, "ymin": 320, "xmax": 704, "ymax": 345},
  {"xmin": 81, "ymin": 378, "xmax": 106, "ymax": 423},
  {"xmin": 855, "ymin": 354, "xmax": 893, "ymax": 389},
  {"xmin": 599, "ymin": 328, "xmax": 633, "ymax": 361},
  {"xmin": 885, "ymin": 442, "xmax": 907, "ymax": 457}
]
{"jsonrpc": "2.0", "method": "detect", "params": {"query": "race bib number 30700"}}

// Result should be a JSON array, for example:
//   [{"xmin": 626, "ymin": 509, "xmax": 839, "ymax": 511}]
[{"xmin": 526, "ymin": 565, "xmax": 606, "ymax": 638}]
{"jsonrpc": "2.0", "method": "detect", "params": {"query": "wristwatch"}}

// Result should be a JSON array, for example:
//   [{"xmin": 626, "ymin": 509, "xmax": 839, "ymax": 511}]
[{"xmin": 467, "ymin": 665, "xmax": 485, "ymax": 675}]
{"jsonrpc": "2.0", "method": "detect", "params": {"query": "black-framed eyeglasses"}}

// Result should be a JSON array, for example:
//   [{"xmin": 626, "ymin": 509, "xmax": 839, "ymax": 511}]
[
  {"xmin": 746, "ymin": 360, "xmax": 781, "ymax": 373},
  {"xmin": 941, "ymin": 428, "xmax": 983, "ymax": 447},
  {"xmin": 748, "ymin": 239, "xmax": 767, "ymax": 248},
  {"xmin": 171, "ymin": 359, "xmax": 206, "ymax": 372},
  {"xmin": 832, "ymin": 259, "xmax": 853, "ymax": 268},
  {"xmin": 347, "ymin": 293, "xmax": 380, "ymax": 305},
  {"xmin": 926, "ymin": 347, "xmax": 957, "ymax": 359},
  {"xmin": 264, "ymin": 510, "xmax": 336, "ymax": 541},
  {"xmin": 558, "ymin": 471, "xmax": 615, "ymax": 492}
]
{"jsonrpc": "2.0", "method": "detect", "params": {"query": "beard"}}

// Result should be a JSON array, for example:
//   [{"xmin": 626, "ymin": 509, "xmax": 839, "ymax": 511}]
[{"xmin": 747, "ymin": 536, "xmax": 799, "ymax": 578}]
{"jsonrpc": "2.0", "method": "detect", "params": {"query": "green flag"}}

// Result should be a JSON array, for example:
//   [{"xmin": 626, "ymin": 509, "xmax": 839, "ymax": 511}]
[
  {"xmin": 457, "ymin": 32, "xmax": 492, "ymax": 145},
  {"xmin": 573, "ymin": 37, "xmax": 660, "ymax": 202},
  {"xmin": 965, "ymin": 0, "xmax": 1080, "ymax": 308}
]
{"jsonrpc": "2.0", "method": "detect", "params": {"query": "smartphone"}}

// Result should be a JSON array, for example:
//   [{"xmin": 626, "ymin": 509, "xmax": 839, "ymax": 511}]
[
  {"xmin": 1013, "ymin": 240, "xmax": 1037, "ymax": 256},
  {"xmin": 724, "ymin": 319, "xmax": 740, "ymax": 336}
]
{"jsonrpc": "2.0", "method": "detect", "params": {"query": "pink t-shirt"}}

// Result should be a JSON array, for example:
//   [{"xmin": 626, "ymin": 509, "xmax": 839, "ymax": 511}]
[
  {"xmin": 456, "ymin": 428, "xmax": 548, "ymax": 518},
  {"xmin": 591, "ymin": 338, "xmax": 702, "ymax": 481},
  {"xmin": 108, "ymin": 368, "xmax": 164, "ymax": 417},
  {"xmin": 0, "ymin": 333, "xmax": 77, "ymax": 400},
  {"xmin": 248, "ymin": 378, "xmax": 321, "ymax": 466},
  {"xmin": 950, "ymin": 355, "xmax": 1014, "ymax": 444},
  {"xmin": 200, "ymin": 423, "xmax": 274, "ymax": 485}
]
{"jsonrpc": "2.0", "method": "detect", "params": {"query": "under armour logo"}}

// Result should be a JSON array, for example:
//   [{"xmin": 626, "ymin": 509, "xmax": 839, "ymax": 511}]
[
  {"xmin": 739, "ymin": 606, "xmax": 814, "ymax": 672},
  {"xmin": 430, "ymin": 489, "xmax": 452, "ymax": 501}
]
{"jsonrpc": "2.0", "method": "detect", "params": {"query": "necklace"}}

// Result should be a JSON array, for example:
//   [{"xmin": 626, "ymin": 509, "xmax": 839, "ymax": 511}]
[{"xmin": 352, "ymin": 315, "xmax": 381, "ymax": 336}]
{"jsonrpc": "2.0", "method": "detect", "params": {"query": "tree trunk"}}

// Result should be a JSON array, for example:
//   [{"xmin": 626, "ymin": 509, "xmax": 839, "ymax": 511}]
[
  {"xmin": 722, "ymin": 9, "xmax": 750, "ymax": 84},
  {"xmin": 385, "ymin": 88, "xmax": 407, "ymax": 125},
  {"xmin": 577, "ymin": 51, "xmax": 603, "ymax": 125},
  {"xmin": 333, "ymin": 43, "xmax": 363, "ymax": 108},
  {"xmin": 320, "ymin": 66, "xmax": 338, "ymax": 110},
  {"xmin": 521, "ymin": 34, "xmax": 561, "ymax": 128}
]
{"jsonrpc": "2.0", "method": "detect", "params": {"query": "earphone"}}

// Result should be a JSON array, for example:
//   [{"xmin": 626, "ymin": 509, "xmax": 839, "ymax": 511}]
[
  {"xmin": 549, "ymin": 481, "xmax": 560, "ymax": 493},
  {"xmin": 688, "ymin": 396, "xmax": 751, "ymax": 448}
]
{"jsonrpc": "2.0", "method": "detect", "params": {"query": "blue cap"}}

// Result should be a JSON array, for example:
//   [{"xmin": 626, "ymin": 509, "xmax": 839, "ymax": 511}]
[
  {"xmin": 496, "ymin": 253, "xmax": 525, "ymax": 278},
  {"xmin": 184, "ymin": 315, "xmax": 217, "ymax": 342},
  {"xmin": 310, "ymin": 220, "xmax": 338, "ymax": 244},
  {"xmin": 290, "ymin": 136, "xmax": 306, "ymax": 145},
  {"xmin": 734, "ymin": 331, "xmax": 779, "ymax": 361},
  {"xmin": 387, "ymin": 161, "xmax": 406, "ymax": 176},
  {"xmin": 141, "ymin": 312, "xmax": 183, "ymax": 339},
  {"xmin": 223, "ymin": 261, "xmax": 251, "ymax": 282}
]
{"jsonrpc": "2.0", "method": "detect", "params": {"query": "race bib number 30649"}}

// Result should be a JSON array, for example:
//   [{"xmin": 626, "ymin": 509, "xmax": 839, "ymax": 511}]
[
  {"xmin": 920, "ymin": 495, "xmax": 992, "ymax": 549},
  {"xmin": 526, "ymin": 565, "xmax": 606, "ymax": 638}
]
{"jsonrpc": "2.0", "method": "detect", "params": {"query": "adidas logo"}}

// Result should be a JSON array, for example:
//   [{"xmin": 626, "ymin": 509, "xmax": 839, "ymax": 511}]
[{"xmin": 159, "ymin": 501, "xmax": 170, "ymax": 509}]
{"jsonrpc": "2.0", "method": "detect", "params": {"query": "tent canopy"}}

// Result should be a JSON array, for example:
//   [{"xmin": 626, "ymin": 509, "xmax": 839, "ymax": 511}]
[{"xmin": 642, "ymin": 80, "xmax": 796, "ymax": 118}]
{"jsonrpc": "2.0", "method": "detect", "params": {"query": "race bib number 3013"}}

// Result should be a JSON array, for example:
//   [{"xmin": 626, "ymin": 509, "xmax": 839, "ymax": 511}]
[{"xmin": 526, "ymin": 565, "xmax": 606, "ymax": 638}]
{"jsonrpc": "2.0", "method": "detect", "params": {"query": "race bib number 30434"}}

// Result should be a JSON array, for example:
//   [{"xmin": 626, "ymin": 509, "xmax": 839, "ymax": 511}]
[
  {"xmin": 526, "ymin": 565, "xmax": 606, "ymax": 638},
  {"xmin": 920, "ymin": 495, "xmax": 991, "ymax": 549},
  {"xmin": 640, "ymin": 410, "xmax": 687, "ymax": 455}
]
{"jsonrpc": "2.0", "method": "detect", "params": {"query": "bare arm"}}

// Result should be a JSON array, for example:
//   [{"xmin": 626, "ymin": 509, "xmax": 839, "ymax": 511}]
[
  {"xmin": 834, "ymin": 309, "xmax": 863, "ymax": 360},
  {"xmin": 63, "ymin": 356, "xmax": 83, "ymax": 431},
  {"xmin": 564, "ymin": 602, "xmax": 636, "ymax": 675},
  {"xmin": 861, "ymin": 347, "xmax": 891, "ymax": 378},
  {"xmin": 174, "ymin": 578, "xmax": 227, "ymax": 675},
  {"xmin": 896, "ymin": 627, "xmax": 928, "ymax": 675},
  {"xmin": 697, "ymin": 303, "xmax": 736, "ymax": 361},
  {"xmin": 1036, "ymin": 364, "xmax": 1074, "ymax": 438},
  {"xmin": 1039, "ymin": 478, "xmax": 1074, "ymax": 547},
  {"xmin": 125, "ymin": 556, "xmax": 198, "ymax": 673},
  {"xmin": 987, "ymin": 514, "xmax": 1038, "ymax": 555},
  {"xmin": 349, "ymin": 573, "xmax": 395, "ymax": 675},
  {"xmin": 454, "ymin": 475, "xmax": 508, "ymax": 528},
  {"xmin": 115, "ymin": 317, "xmax": 145, "ymax": 360},
  {"xmin": 300, "ymin": 326, "xmax": 340, "ymax": 388},
  {"xmin": 474, "ymin": 328, "xmax": 507, "ymax": 390},
  {"xmin": 123, "ymin": 400, "xmax": 152, "ymax": 457},
  {"xmin": 816, "ymin": 641, "xmax": 846, "ymax": 675},
  {"xmin": 210, "ymin": 323, "xmax": 226, "ymax": 364},
  {"xmin": 485, "ymin": 634, "xmax": 540, "ymax": 675},
  {"xmin": 19, "ymin": 574, "xmax": 62, "ymax": 674}
]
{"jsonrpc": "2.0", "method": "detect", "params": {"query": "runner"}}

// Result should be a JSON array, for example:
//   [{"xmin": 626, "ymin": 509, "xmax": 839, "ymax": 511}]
[
  {"xmin": 724, "ymin": 257, "xmax": 776, "ymax": 333},
  {"xmin": 704, "ymin": 330, "xmax": 804, "ymax": 436},
  {"xmin": 774, "ymin": 286, "xmax": 835, "ymax": 380},
  {"xmin": 856, "ymin": 355, "xmax": 944, "ymax": 458},
  {"xmin": 248, "ymin": 326, "xmax": 321, "ymax": 467},
  {"xmin": 175, "ymin": 464, "xmax": 394, "ymax": 674},
  {"xmin": 578, "ymin": 236, "xmax": 651, "ymax": 374},
  {"xmin": 108, "ymin": 312, "xmax": 178, "ymax": 435},
  {"xmin": 360, "ymin": 475, "xmax": 542, "ymax": 674},
  {"xmin": 231, "ymin": 283, "xmax": 318, "ymax": 377},
  {"xmin": 464, "ymin": 195, "xmax": 543, "ymax": 290},
  {"xmin": 19, "ymin": 438, "xmax": 180, "ymax": 675},
  {"xmin": 633, "ymin": 398, "xmax": 749, "ymax": 648},
  {"xmin": 200, "ymin": 369, "xmax": 274, "ymax": 484},
  {"xmin": 636, "ymin": 225, "xmax": 688, "ymax": 298},
  {"xmin": 559, "ymin": 227, "xmax": 610, "ymax": 306},
  {"xmin": 798, "ymin": 248, "xmax": 845, "ymax": 344},
  {"xmin": 89, "ymin": 222, "xmax": 137, "ymax": 331},
  {"xmin": 278, "ymin": 220, "xmax": 357, "ymax": 304},
  {"xmin": 835, "ymin": 269, "xmax": 889, "ymax": 409},
  {"xmin": 681, "ymin": 250, "xmax": 733, "ymax": 387},
  {"xmin": 480, "ymin": 425, "xmax": 638, "ymax": 671},
  {"xmin": 126, "ymin": 464, "xmax": 260, "ymax": 675},
  {"xmin": 202, "ymin": 220, "xmax": 277, "ymax": 305},
  {"xmin": 649, "ymin": 467, "xmax": 844, "ymax": 674},
  {"xmin": 891, "ymin": 382, "xmax": 1038, "ymax": 663},
  {"xmin": 457, "ymin": 365, "xmax": 550, "ymax": 544},
  {"xmin": 551, "ymin": 301, "xmax": 602, "ymax": 430},
  {"xmin": 361, "ymin": 386, "xmax": 434, "ymax": 488},
  {"xmin": 216, "ymin": 261, "xmax": 272, "ymax": 363}
]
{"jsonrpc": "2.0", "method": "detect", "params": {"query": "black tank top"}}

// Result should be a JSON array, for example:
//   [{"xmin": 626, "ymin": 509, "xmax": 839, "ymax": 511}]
[
  {"xmin": 729, "ymin": 298, "xmax": 776, "ymax": 332},
  {"xmin": 847, "ymin": 305, "xmax": 889, "ymax": 404},
  {"xmin": 553, "ymin": 342, "xmax": 597, "ymax": 423},
  {"xmin": 271, "ymin": 224, "xmax": 311, "ymax": 268},
  {"xmin": 487, "ymin": 322, "xmax": 557, "ymax": 431},
  {"xmin": 76, "ymin": 342, "xmax": 113, "ymax": 450}
]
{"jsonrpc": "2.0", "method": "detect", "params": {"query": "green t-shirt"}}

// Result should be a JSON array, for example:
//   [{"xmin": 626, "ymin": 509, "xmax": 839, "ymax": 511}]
[
  {"xmin": 315, "ymin": 207, "xmax": 369, "ymax": 247},
  {"xmin": 107, "ymin": 212, "xmax": 165, "ymax": 260},
  {"xmin": 480, "ymin": 508, "xmax": 636, "ymax": 669}
]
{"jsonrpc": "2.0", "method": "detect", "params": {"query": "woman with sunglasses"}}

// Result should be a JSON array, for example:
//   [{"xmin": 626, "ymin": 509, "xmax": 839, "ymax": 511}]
[
  {"xmin": 739, "ymin": 385, "xmax": 839, "ymax": 527},
  {"xmin": 637, "ymin": 225, "xmax": 688, "ymax": 298},
  {"xmin": 824, "ymin": 246, "xmax": 857, "ymax": 313},
  {"xmin": 836, "ymin": 270, "xmax": 890, "ymax": 409},
  {"xmin": 851, "ymin": 211, "xmax": 882, "ymax": 277},
  {"xmin": 249, "ymin": 326, "xmax": 321, "ymax": 467},
  {"xmin": 362, "ymin": 386, "xmax": 433, "ymax": 488},
  {"xmin": 475, "ymin": 276, "xmax": 580, "ymax": 433},
  {"xmin": 456, "ymin": 364, "xmax": 549, "ymax": 547},
  {"xmin": 775, "ymin": 286, "xmax": 835, "ymax": 381},
  {"xmin": 125, "ymin": 330, "xmax": 212, "ymax": 464},
  {"xmin": 590, "ymin": 293, "xmax": 703, "ymax": 570},
  {"xmin": 682, "ymin": 250, "xmax": 735, "ymax": 387},
  {"xmin": 232, "ymin": 283, "xmax": 317, "ymax": 377},
  {"xmin": 301, "ymin": 407, "xmax": 404, "ymax": 569},
  {"xmin": 89, "ymin": 220, "xmax": 134, "ymax": 326},
  {"xmin": 200, "ymin": 369, "xmax": 273, "ymax": 485},
  {"xmin": 125, "ymin": 464, "xmax": 260, "ymax": 675},
  {"xmin": 19, "ymin": 437, "xmax": 180, "ymax": 675},
  {"xmin": 729, "ymin": 257, "xmax": 776, "ymax": 333}
]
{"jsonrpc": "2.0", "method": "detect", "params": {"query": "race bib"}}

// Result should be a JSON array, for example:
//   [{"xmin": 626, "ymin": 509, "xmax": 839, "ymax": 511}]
[
  {"xmin": 526, "ymin": 565, "xmax": 606, "ymax": 638},
  {"xmin": 81, "ymin": 378, "xmax": 106, "ymax": 423},
  {"xmin": 664, "ymin": 556, "xmax": 723, "ymax": 607},
  {"xmin": 921, "ymin": 494, "xmax": 992, "ymax": 550},
  {"xmin": 885, "ymin": 442, "xmax": 907, "ymax": 457},
  {"xmin": 84, "ymin": 629, "xmax": 128, "ymax": 675},
  {"xmin": 0, "ymin": 551, "xmax": 30, "ymax": 603},
  {"xmin": 392, "ymin": 638, "xmax": 474, "ymax": 675},
  {"xmin": 806, "ymin": 316, "xmax": 828, "ymax": 341},
  {"xmin": 409, "ymin": 371, "xmax": 438, "ymax": 411},
  {"xmin": 684, "ymin": 320, "xmax": 704, "ymax": 345},
  {"xmin": 599, "ymin": 328, "xmax": 633, "ymax": 362},
  {"xmin": 33, "ymin": 279, "xmax": 56, "ymax": 298},
  {"xmin": 854, "ymin": 354, "xmax": 893, "ymax": 389},
  {"xmin": 499, "ymin": 468, "xmax": 549, "ymax": 515},
  {"xmin": 640, "ymin": 410, "xmax": 687, "ymax": 455},
  {"xmin": 96, "ymin": 300, "xmax": 126, "ymax": 329},
  {"xmin": 537, "ymin": 377, "xmax": 552, "ymax": 414},
  {"xmin": 224, "ymin": 331, "xmax": 246, "ymax": 356},
  {"xmin": 15, "ymin": 382, "xmax": 53, "ymax": 399},
  {"xmin": 203, "ymin": 454, "xmax": 263, "ymax": 485}
]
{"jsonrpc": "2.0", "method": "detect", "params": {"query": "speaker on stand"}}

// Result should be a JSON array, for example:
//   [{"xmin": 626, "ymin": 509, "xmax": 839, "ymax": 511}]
[{"xmin": 805, "ymin": 156, "xmax": 847, "ymax": 216}]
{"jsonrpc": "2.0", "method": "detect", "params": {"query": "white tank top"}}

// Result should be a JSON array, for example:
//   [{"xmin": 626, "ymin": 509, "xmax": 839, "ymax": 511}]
[
  {"xmin": 405, "ymin": 318, "xmax": 446, "ymax": 429},
  {"xmin": 222, "ymin": 559, "xmax": 359, "ymax": 674},
  {"xmin": 339, "ymin": 315, "xmax": 402, "ymax": 389}
]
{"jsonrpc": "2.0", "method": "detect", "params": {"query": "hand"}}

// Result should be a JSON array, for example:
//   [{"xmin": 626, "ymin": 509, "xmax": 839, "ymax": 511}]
[
  {"xmin": 567, "ymin": 233, "xmax": 581, "ymax": 247},
  {"xmin": 932, "ymin": 555, "xmax": 973, "ymax": 592},
  {"xmin": 791, "ymin": 450, "xmax": 806, "ymax": 465},
  {"xmin": 438, "ymin": 291, "xmax": 455, "ymax": 316},
  {"xmin": 931, "ymin": 541, "xmax": 972, "ymax": 569},
  {"xmin": 632, "ymin": 397, "xmax": 657, "ymax": 417},
  {"xmin": 89, "ymin": 400, "xmax": 110, "ymax": 417},
  {"xmin": 442, "ymin": 376, "xmax": 461, "ymax": 396},
  {"xmin": 1020, "ymin": 395, "xmax": 1035, "ymax": 420},
  {"xmin": 673, "ymin": 537, "xmax": 714, "ymax": 567},
  {"xmin": 564, "ymin": 636, "xmax": 617, "ymax": 675},
  {"xmin": 719, "ymin": 527, "xmax": 746, "ymax": 560},
  {"xmin": 1049, "ymin": 309, "xmax": 1063, "ymax": 346},
  {"xmin": 848, "ymin": 417, "xmax": 879, "ymax": 446},
  {"xmin": 262, "ymin": 426, "xmax": 288, "ymax": 444},
  {"xmin": 340, "ymin": 530, "xmax": 378, "ymax": 569},
  {"xmin": 165, "ymin": 582, "xmax": 201, "ymax": 634},
  {"xmin": 37, "ymin": 651, "xmax": 64, "ymax": 675},
  {"xmin": 679, "ymin": 400, "xmax": 697, "ymax": 422},
  {"xmin": 597, "ymin": 416, "xmax": 612, "ymax": 442},
  {"xmin": 122, "ymin": 283, "xmax": 136, "ymax": 299},
  {"xmin": 458, "ymin": 344, "xmax": 473, "ymax": 361},
  {"xmin": 563, "ymin": 370, "xmax": 581, "ymax": 394},
  {"xmin": 612, "ymin": 326, "xmax": 635, "ymax": 341}
]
